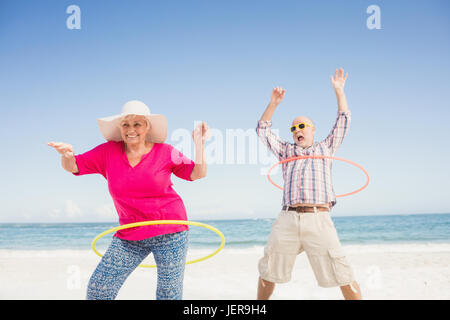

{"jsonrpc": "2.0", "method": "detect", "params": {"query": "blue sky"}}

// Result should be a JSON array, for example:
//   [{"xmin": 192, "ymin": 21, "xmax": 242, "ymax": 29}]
[{"xmin": 1, "ymin": 0, "xmax": 449, "ymax": 222}]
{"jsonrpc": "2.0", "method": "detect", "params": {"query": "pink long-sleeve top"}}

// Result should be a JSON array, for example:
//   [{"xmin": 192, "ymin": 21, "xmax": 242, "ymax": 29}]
[{"xmin": 72, "ymin": 141, "xmax": 195, "ymax": 240}]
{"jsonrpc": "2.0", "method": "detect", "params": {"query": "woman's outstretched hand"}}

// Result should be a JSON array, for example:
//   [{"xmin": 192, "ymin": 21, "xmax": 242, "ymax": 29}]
[
  {"xmin": 192, "ymin": 122, "xmax": 210, "ymax": 145},
  {"xmin": 47, "ymin": 141, "xmax": 79, "ymax": 173},
  {"xmin": 190, "ymin": 122, "xmax": 209, "ymax": 180},
  {"xmin": 47, "ymin": 141, "xmax": 74, "ymax": 157}
]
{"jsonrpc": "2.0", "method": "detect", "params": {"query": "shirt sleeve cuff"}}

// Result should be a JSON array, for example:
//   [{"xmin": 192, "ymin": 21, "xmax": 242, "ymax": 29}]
[
  {"xmin": 71, "ymin": 155, "xmax": 82, "ymax": 176},
  {"xmin": 257, "ymin": 120, "xmax": 272, "ymax": 129},
  {"xmin": 338, "ymin": 110, "xmax": 351, "ymax": 116}
]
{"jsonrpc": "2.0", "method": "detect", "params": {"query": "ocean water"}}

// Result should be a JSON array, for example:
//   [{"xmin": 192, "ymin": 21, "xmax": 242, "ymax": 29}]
[{"xmin": 0, "ymin": 213, "xmax": 449, "ymax": 250}]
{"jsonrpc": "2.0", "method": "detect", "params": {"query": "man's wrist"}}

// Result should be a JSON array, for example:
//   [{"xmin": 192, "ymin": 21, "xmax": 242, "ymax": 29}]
[
  {"xmin": 268, "ymin": 102, "xmax": 279, "ymax": 109},
  {"xmin": 334, "ymin": 88, "xmax": 345, "ymax": 96}
]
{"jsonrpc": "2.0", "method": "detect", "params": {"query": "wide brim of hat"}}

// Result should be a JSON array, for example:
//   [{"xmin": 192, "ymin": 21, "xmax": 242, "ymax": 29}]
[{"xmin": 97, "ymin": 114, "xmax": 168, "ymax": 143}]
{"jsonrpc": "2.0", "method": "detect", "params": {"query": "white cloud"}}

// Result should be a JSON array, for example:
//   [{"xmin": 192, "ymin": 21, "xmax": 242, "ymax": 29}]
[
  {"xmin": 44, "ymin": 201, "xmax": 116, "ymax": 222},
  {"xmin": 49, "ymin": 208, "xmax": 62, "ymax": 219},
  {"xmin": 94, "ymin": 203, "xmax": 116, "ymax": 220},
  {"xmin": 65, "ymin": 200, "xmax": 83, "ymax": 219},
  {"xmin": 46, "ymin": 200, "xmax": 83, "ymax": 221}
]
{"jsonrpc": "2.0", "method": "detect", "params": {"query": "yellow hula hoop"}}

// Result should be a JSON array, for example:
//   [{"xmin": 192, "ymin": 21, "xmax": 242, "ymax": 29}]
[{"xmin": 91, "ymin": 220, "xmax": 226, "ymax": 268}]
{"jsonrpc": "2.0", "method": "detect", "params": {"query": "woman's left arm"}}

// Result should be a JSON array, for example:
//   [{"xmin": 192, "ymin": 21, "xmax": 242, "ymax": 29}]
[{"xmin": 190, "ymin": 122, "xmax": 209, "ymax": 181}]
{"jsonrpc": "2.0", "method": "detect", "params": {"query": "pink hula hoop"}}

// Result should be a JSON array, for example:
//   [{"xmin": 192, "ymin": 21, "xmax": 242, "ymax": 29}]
[{"xmin": 267, "ymin": 155, "xmax": 369, "ymax": 197}]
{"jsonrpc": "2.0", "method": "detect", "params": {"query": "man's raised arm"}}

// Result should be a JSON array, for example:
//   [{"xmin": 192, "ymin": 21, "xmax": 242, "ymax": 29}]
[
  {"xmin": 256, "ymin": 87, "xmax": 288, "ymax": 160},
  {"xmin": 323, "ymin": 68, "xmax": 351, "ymax": 154},
  {"xmin": 330, "ymin": 68, "xmax": 349, "ymax": 113}
]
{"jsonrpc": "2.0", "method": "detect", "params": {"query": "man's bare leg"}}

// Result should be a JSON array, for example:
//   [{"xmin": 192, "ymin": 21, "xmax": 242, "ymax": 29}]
[
  {"xmin": 257, "ymin": 277, "xmax": 275, "ymax": 300},
  {"xmin": 340, "ymin": 281, "xmax": 362, "ymax": 300}
]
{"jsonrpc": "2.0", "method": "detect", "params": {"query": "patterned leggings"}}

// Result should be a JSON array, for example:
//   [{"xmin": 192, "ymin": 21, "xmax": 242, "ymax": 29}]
[{"xmin": 86, "ymin": 230, "xmax": 188, "ymax": 300}]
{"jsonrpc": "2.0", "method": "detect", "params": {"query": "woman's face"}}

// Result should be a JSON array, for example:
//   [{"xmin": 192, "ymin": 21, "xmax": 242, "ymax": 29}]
[{"xmin": 119, "ymin": 115, "xmax": 150, "ymax": 146}]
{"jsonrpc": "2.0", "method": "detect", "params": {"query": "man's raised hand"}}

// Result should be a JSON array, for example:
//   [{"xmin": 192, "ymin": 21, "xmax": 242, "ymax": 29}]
[
  {"xmin": 270, "ymin": 87, "xmax": 286, "ymax": 106},
  {"xmin": 330, "ymin": 68, "xmax": 348, "ymax": 92}
]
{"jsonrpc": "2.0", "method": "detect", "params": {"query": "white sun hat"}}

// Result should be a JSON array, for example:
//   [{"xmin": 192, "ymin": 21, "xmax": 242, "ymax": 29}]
[{"xmin": 97, "ymin": 100, "xmax": 167, "ymax": 143}]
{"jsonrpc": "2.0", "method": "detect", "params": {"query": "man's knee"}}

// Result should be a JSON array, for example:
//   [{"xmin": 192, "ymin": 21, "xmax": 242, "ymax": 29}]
[
  {"xmin": 260, "ymin": 277, "xmax": 275, "ymax": 288},
  {"xmin": 340, "ymin": 281, "xmax": 362, "ymax": 300}
]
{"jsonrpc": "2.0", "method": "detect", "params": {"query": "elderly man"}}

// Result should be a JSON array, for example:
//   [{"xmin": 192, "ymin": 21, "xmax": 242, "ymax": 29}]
[{"xmin": 256, "ymin": 68, "xmax": 362, "ymax": 300}]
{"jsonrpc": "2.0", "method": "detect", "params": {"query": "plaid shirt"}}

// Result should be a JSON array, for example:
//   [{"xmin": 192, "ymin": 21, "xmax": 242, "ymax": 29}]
[{"xmin": 256, "ymin": 111, "xmax": 351, "ymax": 208}]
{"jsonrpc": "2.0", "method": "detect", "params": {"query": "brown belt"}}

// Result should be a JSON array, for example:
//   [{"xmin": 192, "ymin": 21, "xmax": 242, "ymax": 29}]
[{"xmin": 282, "ymin": 205, "xmax": 330, "ymax": 213}]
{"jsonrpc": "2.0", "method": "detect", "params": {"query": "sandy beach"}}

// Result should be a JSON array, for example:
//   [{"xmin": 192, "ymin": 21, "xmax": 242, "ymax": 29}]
[{"xmin": 1, "ymin": 243, "xmax": 449, "ymax": 300}]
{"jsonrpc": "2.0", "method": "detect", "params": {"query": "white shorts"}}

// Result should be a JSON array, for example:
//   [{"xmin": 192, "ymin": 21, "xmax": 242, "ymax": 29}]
[{"xmin": 258, "ymin": 210, "xmax": 355, "ymax": 287}]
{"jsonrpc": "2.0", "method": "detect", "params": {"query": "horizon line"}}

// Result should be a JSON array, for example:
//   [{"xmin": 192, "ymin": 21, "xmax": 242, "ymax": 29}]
[{"xmin": 1, "ymin": 211, "xmax": 449, "ymax": 224}]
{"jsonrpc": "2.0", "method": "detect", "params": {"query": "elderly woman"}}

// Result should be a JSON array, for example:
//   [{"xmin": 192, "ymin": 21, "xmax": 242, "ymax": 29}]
[{"xmin": 47, "ymin": 100, "xmax": 209, "ymax": 300}]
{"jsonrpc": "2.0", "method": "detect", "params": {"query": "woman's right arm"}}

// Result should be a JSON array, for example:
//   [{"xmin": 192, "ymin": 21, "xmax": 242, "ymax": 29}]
[{"xmin": 47, "ymin": 142, "xmax": 79, "ymax": 173}]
